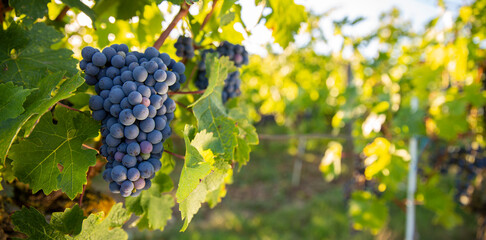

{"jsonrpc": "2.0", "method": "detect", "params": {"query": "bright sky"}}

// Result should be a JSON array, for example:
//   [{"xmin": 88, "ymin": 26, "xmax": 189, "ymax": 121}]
[{"xmin": 238, "ymin": 0, "xmax": 467, "ymax": 57}]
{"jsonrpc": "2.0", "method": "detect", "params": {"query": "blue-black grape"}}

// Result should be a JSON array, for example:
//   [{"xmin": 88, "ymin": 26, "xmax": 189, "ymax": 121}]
[
  {"xmin": 119, "ymin": 109, "xmax": 136, "ymax": 126},
  {"xmin": 122, "ymin": 154, "xmax": 137, "ymax": 167},
  {"xmin": 92, "ymin": 52, "xmax": 107, "ymax": 67},
  {"xmin": 128, "ymin": 91, "xmax": 142, "ymax": 105},
  {"xmin": 127, "ymin": 167, "xmax": 140, "ymax": 181},
  {"xmin": 133, "ymin": 104, "xmax": 149, "ymax": 120},
  {"xmin": 140, "ymin": 118, "xmax": 155, "ymax": 133},
  {"xmin": 111, "ymin": 54, "xmax": 125, "ymax": 68},
  {"xmin": 109, "ymin": 181, "xmax": 121, "ymax": 193},
  {"xmin": 147, "ymin": 130, "xmax": 162, "ymax": 144},
  {"xmin": 109, "ymin": 88, "xmax": 125, "ymax": 104},
  {"xmin": 124, "ymin": 124, "xmax": 139, "ymax": 139},
  {"xmin": 111, "ymin": 165, "xmax": 128, "ymax": 182},
  {"xmin": 89, "ymin": 95, "xmax": 104, "ymax": 110},
  {"xmin": 127, "ymin": 142, "xmax": 141, "ymax": 156},
  {"xmin": 138, "ymin": 161, "xmax": 155, "ymax": 178},
  {"xmin": 133, "ymin": 66, "xmax": 148, "ymax": 82}
]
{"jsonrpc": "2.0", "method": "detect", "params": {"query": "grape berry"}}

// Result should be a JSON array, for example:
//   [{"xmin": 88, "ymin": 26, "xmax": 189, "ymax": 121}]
[{"xmin": 80, "ymin": 44, "xmax": 185, "ymax": 197}]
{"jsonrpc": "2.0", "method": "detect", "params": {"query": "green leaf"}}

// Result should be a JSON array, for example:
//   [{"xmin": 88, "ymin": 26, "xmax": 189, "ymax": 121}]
[
  {"xmin": 176, "ymin": 125, "xmax": 215, "ymax": 202},
  {"xmin": 190, "ymin": 55, "xmax": 239, "ymax": 161},
  {"xmin": 126, "ymin": 173, "xmax": 175, "ymax": 231},
  {"xmin": 0, "ymin": 82, "xmax": 33, "ymax": 122},
  {"xmin": 61, "ymin": 0, "xmax": 96, "ymax": 22},
  {"xmin": 0, "ymin": 22, "xmax": 78, "ymax": 88},
  {"xmin": 51, "ymin": 205, "xmax": 85, "ymax": 235},
  {"xmin": 9, "ymin": 0, "xmax": 50, "ymax": 20},
  {"xmin": 235, "ymin": 137, "xmax": 250, "ymax": 166},
  {"xmin": 10, "ymin": 106, "xmax": 98, "ymax": 199},
  {"xmin": 74, "ymin": 203, "xmax": 129, "ymax": 240},
  {"xmin": 12, "ymin": 206, "xmax": 67, "ymax": 239},
  {"xmin": 179, "ymin": 166, "xmax": 229, "ymax": 231},
  {"xmin": 219, "ymin": 0, "xmax": 237, "ymax": 16},
  {"xmin": 220, "ymin": 12, "xmax": 235, "ymax": 26},
  {"xmin": 265, "ymin": 0, "xmax": 307, "ymax": 48},
  {"xmin": 116, "ymin": 0, "xmax": 150, "ymax": 20},
  {"xmin": 0, "ymin": 73, "xmax": 84, "ymax": 163},
  {"xmin": 176, "ymin": 125, "xmax": 232, "ymax": 231}
]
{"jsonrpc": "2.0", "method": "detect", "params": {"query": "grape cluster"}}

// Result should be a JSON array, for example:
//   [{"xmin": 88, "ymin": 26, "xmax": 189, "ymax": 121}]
[
  {"xmin": 194, "ymin": 41, "xmax": 248, "ymax": 103},
  {"xmin": 174, "ymin": 36, "xmax": 195, "ymax": 59},
  {"xmin": 79, "ymin": 44, "xmax": 185, "ymax": 197},
  {"xmin": 441, "ymin": 147, "xmax": 486, "ymax": 204}
]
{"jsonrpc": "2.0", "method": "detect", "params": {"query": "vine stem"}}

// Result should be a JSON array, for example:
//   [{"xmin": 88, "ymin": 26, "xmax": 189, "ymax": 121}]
[
  {"xmin": 153, "ymin": 3, "xmax": 191, "ymax": 50},
  {"xmin": 56, "ymin": 102, "xmax": 82, "ymax": 112},
  {"xmin": 168, "ymin": 90, "xmax": 205, "ymax": 95},
  {"xmin": 55, "ymin": 6, "xmax": 70, "ymax": 22},
  {"xmin": 164, "ymin": 149, "xmax": 185, "ymax": 160},
  {"xmin": 199, "ymin": 0, "xmax": 219, "ymax": 32},
  {"xmin": 79, "ymin": 184, "xmax": 86, "ymax": 206}
]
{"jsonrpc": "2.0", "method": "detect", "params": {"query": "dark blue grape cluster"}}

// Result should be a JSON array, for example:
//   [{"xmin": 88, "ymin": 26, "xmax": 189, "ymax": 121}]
[
  {"xmin": 194, "ymin": 41, "xmax": 249, "ymax": 103},
  {"xmin": 441, "ymin": 147, "xmax": 486, "ymax": 204},
  {"xmin": 79, "ymin": 44, "xmax": 184, "ymax": 197},
  {"xmin": 174, "ymin": 36, "xmax": 195, "ymax": 59}
]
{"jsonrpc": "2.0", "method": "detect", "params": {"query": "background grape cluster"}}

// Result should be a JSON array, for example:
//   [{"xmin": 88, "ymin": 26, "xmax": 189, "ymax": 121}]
[
  {"xmin": 194, "ymin": 41, "xmax": 249, "ymax": 102},
  {"xmin": 174, "ymin": 36, "xmax": 195, "ymax": 59},
  {"xmin": 79, "ymin": 44, "xmax": 185, "ymax": 197},
  {"xmin": 440, "ymin": 147, "xmax": 486, "ymax": 204}
]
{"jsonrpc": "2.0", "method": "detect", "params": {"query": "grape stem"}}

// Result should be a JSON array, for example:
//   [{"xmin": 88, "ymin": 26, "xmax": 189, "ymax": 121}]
[
  {"xmin": 164, "ymin": 149, "xmax": 185, "ymax": 160},
  {"xmin": 168, "ymin": 90, "xmax": 205, "ymax": 95},
  {"xmin": 174, "ymin": 100, "xmax": 192, "ymax": 112},
  {"xmin": 55, "ymin": 6, "xmax": 70, "ymax": 22},
  {"xmin": 199, "ymin": 0, "xmax": 219, "ymax": 32},
  {"xmin": 56, "ymin": 102, "xmax": 83, "ymax": 113},
  {"xmin": 153, "ymin": 3, "xmax": 191, "ymax": 50}
]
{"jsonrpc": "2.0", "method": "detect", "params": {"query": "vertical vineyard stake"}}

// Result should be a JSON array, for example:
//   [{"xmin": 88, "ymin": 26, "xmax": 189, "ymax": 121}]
[
  {"xmin": 406, "ymin": 96, "xmax": 419, "ymax": 240},
  {"xmin": 291, "ymin": 137, "xmax": 306, "ymax": 186}
]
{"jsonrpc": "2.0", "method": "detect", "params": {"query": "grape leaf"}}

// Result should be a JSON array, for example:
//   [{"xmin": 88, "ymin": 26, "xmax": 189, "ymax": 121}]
[
  {"xmin": 9, "ymin": 0, "xmax": 50, "ymax": 20},
  {"xmin": 0, "ymin": 22, "xmax": 78, "ymax": 88},
  {"xmin": 74, "ymin": 203, "xmax": 129, "ymax": 240},
  {"xmin": 179, "ymin": 166, "xmax": 229, "ymax": 231},
  {"xmin": 176, "ymin": 125, "xmax": 232, "ymax": 231},
  {"xmin": 190, "ymin": 55, "xmax": 239, "ymax": 161},
  {"xmin": 219, "ymin": 0, "xmax": 237, "ymax": 17},
  {"xmin": 176, "ymin": 125, "xmax": 215, "ymax": 202},
  {"xmin": 50, "ymin": 205, "xmax": 85, "ymax": 235},
  {"xmin": 12, "ymin": 206, "xmax": 68, "ymax": 239},
  {"xmin": 0, "ymin": 72, "xmax": 84, "ymax": 163},
  {"xmin": 265, "ymin": 0, "xmax": 307, "ymax": 48},
  {"xmin": 12, "ymin": 204, "xmax": 85, "ymax": 239},
  {"xmin": 116, "ymin": 0, "xmax": 150, "ymax": 20},
  {"xmin": 9, "ymin": 106, "xmax": 98, "ymax": 199},
  {"xmin": 61, "ymin": 0, "xmax": 96, "ymax": 22},
  {"xmin": 0, "ymin": 82, "xmax": 33, "ymax": 122},
  {"xmin": 125, "ymin": 172, "xmax": 175, "ymax": 231}
]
